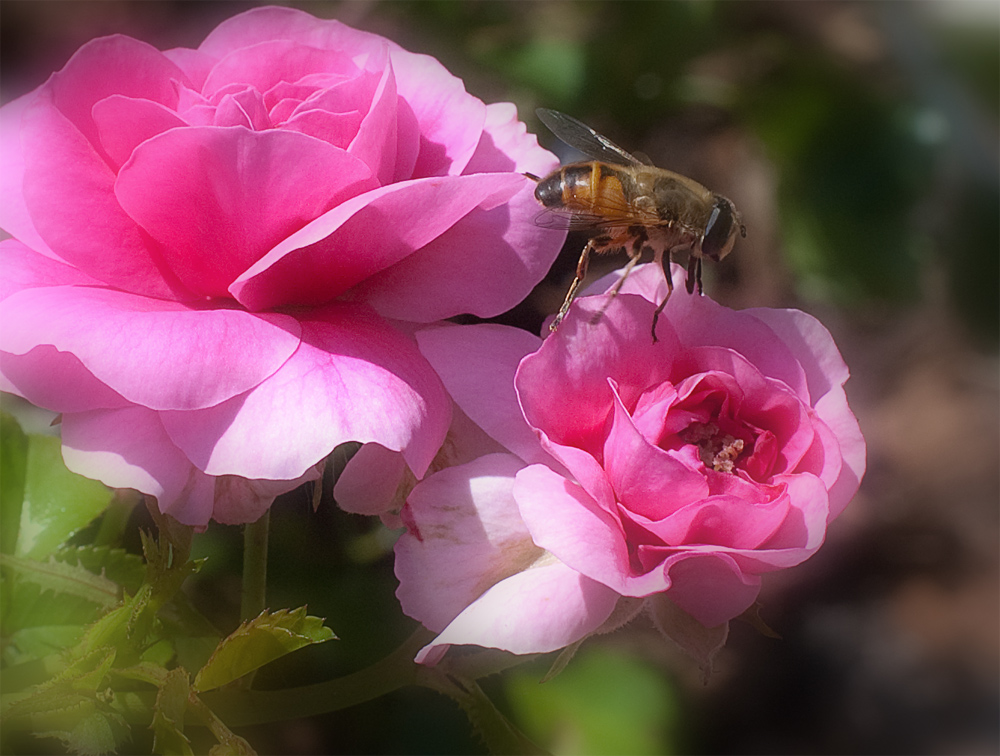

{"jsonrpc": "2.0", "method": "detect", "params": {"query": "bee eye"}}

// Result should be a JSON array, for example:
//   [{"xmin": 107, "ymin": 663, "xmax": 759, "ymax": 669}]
[{"xmin": 702, "ymin": 198, "xmax": 737, "ymax": 261}]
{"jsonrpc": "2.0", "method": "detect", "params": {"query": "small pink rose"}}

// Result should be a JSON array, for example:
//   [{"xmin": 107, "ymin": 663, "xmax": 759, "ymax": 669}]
[
  {"xmin": 0, "ymin": 6, "xmax": 564, "ymax": 526},
  {"xmin": 396, "ymin": 263, "xmax": 865, "ymax": 663}
]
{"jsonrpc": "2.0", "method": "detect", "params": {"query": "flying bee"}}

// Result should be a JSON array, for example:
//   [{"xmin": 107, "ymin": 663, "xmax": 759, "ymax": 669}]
[{"xmin": 530, "ymin": 108, "xmax": 745, "ymax": 340}]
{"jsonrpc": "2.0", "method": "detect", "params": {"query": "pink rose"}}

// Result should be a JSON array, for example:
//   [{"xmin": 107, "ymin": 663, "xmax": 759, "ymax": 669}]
[
  {"xmin": 0, "ymin": 6, "xmax": 563, "ymax": 526},
  {"xmin": 396, "ymin": 264, "xmax": 865, "ymax": 664}
]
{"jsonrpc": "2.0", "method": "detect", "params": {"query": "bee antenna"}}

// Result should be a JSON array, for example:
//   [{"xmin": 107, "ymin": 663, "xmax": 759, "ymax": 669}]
[{"xmin": 523, "ymin": 172, "xmax": 541, "ymax": 182}]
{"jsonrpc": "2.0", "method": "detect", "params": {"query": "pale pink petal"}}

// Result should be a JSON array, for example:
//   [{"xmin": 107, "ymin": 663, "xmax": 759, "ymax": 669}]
[
  {"xmin": 334, "ymin": 442, "xmax": 407, "ymax": 516},
  {"xmin": 747, "ymin": 306, "xmax": 850, "ymax": 404},
  {"xmin": 813, "ymin": 389, "xmax": 866, "ymax": 520},
  {"xmin": 0, "ymin": 93, "xmax": 57, "ymax": 259},
  {"xmin": 659, "ymin": 553, "xmax": 761, "ymax": 628},
  {"xmin": 212, "ymin": 466, "xmax": 322, "ymax": 525},
  {"xmin": 415, "ymin": 324, "xmax": 554, "ymax": 468},
  {"xmin": 516, "ymin": 292, "xmax": 679, "ymax": 457},
  {"xmin": 513, "ymin": 464, "xmax": 633, "ymax": 594},
  {"xmin": 0, "ymin": 239, "xmax": 104, "ymax": 301},
  {"xmin": 45, "ymin": 35, "xmax": 185, "ymax": 153},
  {"xmin": 414, "ymin": 561, "xmax": 620, "ymax": 665},
  {"xmin": 604, "ymin": 379, "xmax": 708, "ymax": 517},
  {"xmin": 115, "ymin": 126, "xmax": 374, "ymax": 298},
  {"xmin": 1, "ymin": 344, "xmax": 128, "ymax": 413},
  {"xmin": 464, "ymin": 101, "xmax": 560, "ymax": 178},
  {"xmin": 388, "ymin": 49, "xmax": 485, "ymax": 178},
  {"xmin": 202, "ymin": 40, "xmax": 358, "ymax": 97},
  {"xmin": 162, "ymin": 47, "xmax": 216, "ymax": 91},
  {"xmin": 353, "ymin": 181, "xmax": 566, "ymax": 321},
  {"xmin": 61, "ymin": 406, "xmax": 218, "ymax": 527},
  {"xmin": 395, "ymin": 453, "xmax": 538, "ymax": 632},
  {"xmin": 597, "ymin": 263, "xmax": 812, "ymax": 398},
  {"xmin": 91, "ymin": 95, "xmax": 186, "ymax": 169},
  {"xmin": 346, "ymin": 64, "xmax": 399, "ymax": 185},
  {"xmin": 20, "ymin": 93, "xmax": 179, "ymax": 298},
  {"xmin": 160, "ymin": 303, "xmax": 450, "ymax": 480},
  {"xmin": 198, "ymin": 7, "xmax": 389, "ymax": 61},
  {"xmin": 231, "ymin": 172, "xmax": 525, "ymax": 311},
  {"xmin": 0, "ymin": 286, "xmax": 302, "ymax": 411}
]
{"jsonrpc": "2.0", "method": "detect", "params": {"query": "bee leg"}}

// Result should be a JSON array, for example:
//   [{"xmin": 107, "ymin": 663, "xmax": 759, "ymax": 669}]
[
  {"xmin": 550, "ymin": 240, "xmax": 596, "ymax": 332},
  {"xmin": 651, "ymin": 248, "xmax": 675, "ymax": 343},
  {"xmin": 685, "ymin": 255, "xmax": 703, "ymax": 295},
  {"xmin": 589, "ymin": 245, "xmax": 646, "ymax": 325}
]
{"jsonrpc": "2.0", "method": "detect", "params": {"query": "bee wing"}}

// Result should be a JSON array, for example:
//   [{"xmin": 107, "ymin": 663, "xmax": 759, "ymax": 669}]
[
  {"xmin": 537, "ymin": 109, "xmax": 643, "ymax": 167},
  {"xmin": 533, "ymin": 206, "xmax": 652, "ymax": 231}
]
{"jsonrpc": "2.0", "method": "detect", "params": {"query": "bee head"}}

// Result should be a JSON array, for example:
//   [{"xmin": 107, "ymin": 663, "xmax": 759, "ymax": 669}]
[{"xmin": 701, "ymin": 195, "xmax": 745, "ymax": 261}]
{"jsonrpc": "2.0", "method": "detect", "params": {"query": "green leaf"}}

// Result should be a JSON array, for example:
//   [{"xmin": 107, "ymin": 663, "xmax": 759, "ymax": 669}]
[
  {"xmin": 193, "ymin": 608, "xmax": 336, "ymax": 692},
  {"xmin": 4, "ymin": 625, "xmax": 86, "ymax": 665},
  {"xmin": 17, "ymin": 434, "xmax": 113, "ymax": 559},
  {"xmin": 64, "ymin": 709, "xmax": 130, "ymax": 756},
  {"xmin": 59, "ymin": 544, "xmax": 148, "ymax": 596},
  {"xmin": 0, "ymin": 553, "xmax": 120, "ymax": 609},
  {"xmin": 151, "ymin": 668, "xmax": 194, "ymax": 756},
  {"xmin": 0, "ymin": 411, "xmax": 28, "ymax": 555}
]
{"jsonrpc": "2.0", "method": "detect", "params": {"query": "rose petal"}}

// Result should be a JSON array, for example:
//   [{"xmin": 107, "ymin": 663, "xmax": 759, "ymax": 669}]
[
  {"xmin": 414, "ymin": 560, "xmax": 620, "ymax": 665},
  {"xmin": 388, "ymin": 48, "xmax": 485, "ymax": 178},
  {"xmin": 61, "ymin": 406, "xmax": 217, "ymax": 526},
  {"xmin": 517, "ymin": 292, "xmax": 680, "ymax": 457},
  {"xmin": 603, "ymin": 264, "xmax": 812, "ymax": 398},
  {"xmin": 198, "ymin": 7, "xmax": 388, "ymax": 61},
  {"xmin": 20, "ymin": 92, "xmax": 179, "ymax": 298},
  {"xmin": 333, "ymin": 442, "xmax": 408, "ymax": 517},
  {"xmin": 212, "ymin": 466, "xmax": 321, "ymax": 525},
  {"xmin": 659, "ymin": 552, "xmax": 761, "ymax": 628},
  {"xmin": 514, "ymin": 464, "xmax": 633, "ymax": 594},
  {"xmin": 415, "ymin": 324, "xmax": 553, "ymax": 468},
  {"xmin": 813, "ymin": 388, "xmax": 866, "ymax": 520},
  {"xmin": 115, "ymin": 126, "xmax": 374, "ymax": 298},
  {"xmin": 0, "ymin": 93, "xmax": 57, "ymax": 259},
  {"xmin": 0, "ymin": 286, "xmax": 302, "ymax": 411},
  {"xmin": 231, "ymin": 172, "xmax": 525, "ymax": 311},
  {"xmin": 0, "ymin": 239, "xmax": 104, "ymax": 301},
  {"xmin": 395, "ymin": 453, "xmax": 538, "ymax": 632},
  {"xmin": 202, "ymin": 39, "xmax": 358, "ymax": 98},
  {"xmin": 91, "ymin": 95, "xmax": 187, "ymax": 169},
  {"xmin": 160, "ymin": 303, "xmax": 450, "ymax": 479},
  {"xmin": 46, "ymin": 35, "xmax": 185, "ymax": 154},
  {"xmin": 1, "ymin": 344, "xmax": 129, "ymax": 413},
  {"xmin": 353, "ymin": 180, "xmax": 566, "ymax": 321},
  {"xmin": 603, "ymin": 379, "xmax": 709, "ymax": 518},
  {"xmin": 628, "ymin": 488, "xmax": 790, "ymax": 550}
]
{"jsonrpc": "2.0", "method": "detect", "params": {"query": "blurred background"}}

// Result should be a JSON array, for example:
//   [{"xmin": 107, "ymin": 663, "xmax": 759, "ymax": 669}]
[{"xmin": 2, "ymin": 1, "xmax": 997, "ymax": 753}]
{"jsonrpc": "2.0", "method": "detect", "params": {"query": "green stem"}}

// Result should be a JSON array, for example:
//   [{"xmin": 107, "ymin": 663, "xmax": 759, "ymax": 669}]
[
  {"xmin": 240, "ymin": 511, "xmax": 270, "ymax": 622},
  {"xmin": 200, "ymin": 627, "xmax": 434, "ymax": 726},
  {"xmin": 416, "ymin": 670, "xmax": 545, "ymax": 755},
  {"xmin": 93, "ymin": 490, "xmax": 140, "ymax": 547}
]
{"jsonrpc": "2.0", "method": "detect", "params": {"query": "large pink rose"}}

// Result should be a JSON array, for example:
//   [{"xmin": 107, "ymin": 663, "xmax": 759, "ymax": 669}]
[
  {"xmin": 397, "ymin": 264, "xmax": 865, "ymax": 664},
  {"xmin": 0, "ymin": 6, "xmax": 563, "ymax": 526}
]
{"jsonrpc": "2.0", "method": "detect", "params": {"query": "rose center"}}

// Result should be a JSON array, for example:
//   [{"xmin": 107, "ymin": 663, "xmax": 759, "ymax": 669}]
[{"xmin": 679, "ymin": 422, "xmax": 745, "ymax": 473}]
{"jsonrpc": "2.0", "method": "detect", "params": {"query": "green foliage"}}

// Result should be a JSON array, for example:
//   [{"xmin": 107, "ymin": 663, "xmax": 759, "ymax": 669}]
[
  {"xmin": 505, "ymin": 645, "xmax": 680, "ymax": 756},
  {"xmin": 14, "ymin": 432, "xmax": 114, "ymax": 559},
  {"xmin": 0, "ymin": 417, "xmax": 339, "ymax": 756},
  {"xmin": 193, "ymin": 608, "xmax": 336, "ymax": 692}
]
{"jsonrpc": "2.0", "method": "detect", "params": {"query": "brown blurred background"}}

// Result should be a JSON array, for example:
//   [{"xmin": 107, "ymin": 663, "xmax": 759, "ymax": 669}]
[{"xmin": 2, "ymin": 1, "xmax": 997, "ymax": 753}]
